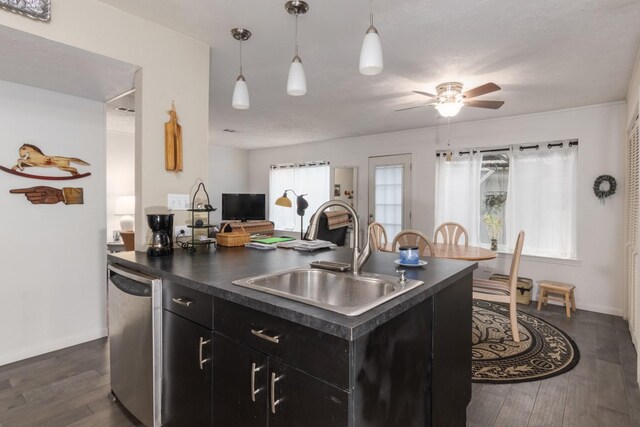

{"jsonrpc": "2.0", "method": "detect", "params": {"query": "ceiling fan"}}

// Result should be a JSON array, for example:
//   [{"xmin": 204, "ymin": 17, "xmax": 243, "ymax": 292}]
[{"xmin": 397, "ymin": 82, "xmax": 505, "ymax": 117}]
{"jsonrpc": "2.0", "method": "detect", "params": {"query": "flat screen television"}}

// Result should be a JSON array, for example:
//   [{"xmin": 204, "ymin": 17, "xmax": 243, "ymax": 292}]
[{"xmin": 221, "ymin": 193, "xmax": 266, "ymax": 221}]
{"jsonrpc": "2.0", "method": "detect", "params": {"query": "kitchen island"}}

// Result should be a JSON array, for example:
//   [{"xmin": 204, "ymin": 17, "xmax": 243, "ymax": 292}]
[{"xmin": 108, "ymin": 246, "xmax": 476, "ymax": 427}]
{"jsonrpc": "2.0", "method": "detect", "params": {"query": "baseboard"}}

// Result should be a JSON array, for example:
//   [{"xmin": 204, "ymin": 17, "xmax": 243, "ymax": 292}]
[
  {"xmin": 533, "ymin": 299, "xmax": 623, "ymax": 317},
  {"xmin": 0, "ymin": 328, "xmax": 108, "ymax": 367}
]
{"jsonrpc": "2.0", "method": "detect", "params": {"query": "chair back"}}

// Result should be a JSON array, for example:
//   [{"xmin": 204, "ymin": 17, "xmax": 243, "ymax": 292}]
[
  {"xmin": 391, "ymin": 230, "xmax": 436, "ymax": 257},
  {"xmin": 368, "ymin": 222, "xmax": 388, "ymax": 252},
  {"xmin": 434, "ymin": 222, "xmax": 468, "ymax": 245},
  {"xmin": 507, "ymin": 231, "xmax": 526, "ymax": 298}
]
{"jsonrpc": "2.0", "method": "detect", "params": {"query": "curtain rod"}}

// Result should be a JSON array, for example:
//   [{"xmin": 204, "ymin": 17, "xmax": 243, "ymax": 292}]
[{"xmin": 436, "ymin": 139, "xmax": 579, "ymax": 157}]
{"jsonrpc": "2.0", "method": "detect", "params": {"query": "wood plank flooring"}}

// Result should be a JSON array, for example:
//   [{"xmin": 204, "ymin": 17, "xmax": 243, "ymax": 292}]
[
  {"xmin": 468, "ymin": 303, "xmax": 640, "ymax": 427},
  {"xmin": 0, "ymin": 302, "xmax": 637, "ymax": 426}
]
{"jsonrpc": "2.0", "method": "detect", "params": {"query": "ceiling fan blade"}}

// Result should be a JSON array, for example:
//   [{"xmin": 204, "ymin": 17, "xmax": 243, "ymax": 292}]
[
  {"xmin": 395, "ymin": 105, "xmax": 428, "ymax": 112},
  {"xmin": 462, "ymin": 83, "xmax": 501, "ymax": 99},
  {"xmin": 412, "ymin": 90, "xmax": 437, "ymax": 99},
  {"xmin": 464, "ymin": 100, "xmax": 505, "ymax": 109}
]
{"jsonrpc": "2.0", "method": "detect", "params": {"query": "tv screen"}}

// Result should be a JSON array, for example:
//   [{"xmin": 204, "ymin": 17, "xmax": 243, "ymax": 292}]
[{"xmin": 221, "ymin": 193, "xmax": 266, "ymax": 221}]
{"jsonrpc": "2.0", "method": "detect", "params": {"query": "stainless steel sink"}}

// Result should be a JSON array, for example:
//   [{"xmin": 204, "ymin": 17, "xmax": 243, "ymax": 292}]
[{"xmin": 233, "ymin": 268, "xmax": 424, "ymax": 316}]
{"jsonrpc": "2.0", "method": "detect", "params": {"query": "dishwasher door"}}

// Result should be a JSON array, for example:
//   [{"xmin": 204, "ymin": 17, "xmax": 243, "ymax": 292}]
[{"xmin": 108, "ymin": 264, "xmax": 162, "ymax": 427}]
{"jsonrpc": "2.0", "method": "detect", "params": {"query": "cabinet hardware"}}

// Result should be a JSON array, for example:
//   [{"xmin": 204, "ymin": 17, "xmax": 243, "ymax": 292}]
[
  {"xmin": 172, "ymin": 297, "xmax": 194, "ymax": 307},
  {"xmin": 199, "ymin": 337, "xmax": 211, "ymax": 370},
  {"xmin": 251, "ymin": 329, "xmax": 281, "ymax": 344},
  {"xmin": 270, "ymin": 372, "xmax": 283, "ymax": 414},
  {"xmin": 250, "ymin": 362, "xmax": 264, "ymax": 402}
]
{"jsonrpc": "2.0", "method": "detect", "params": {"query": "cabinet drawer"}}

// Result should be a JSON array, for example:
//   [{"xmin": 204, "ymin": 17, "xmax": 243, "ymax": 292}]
[
  {"xmin": 214, "ymin": 298, "xmax": 349, "ymax": 389},
  {"xmin": 163, "ymin": 281, "xmax": 213, "ymax": 328}
]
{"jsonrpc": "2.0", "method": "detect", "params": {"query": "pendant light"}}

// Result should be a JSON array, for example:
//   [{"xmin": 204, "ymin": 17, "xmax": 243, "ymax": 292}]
[
  {"xmin": 359, "ymin": 0, "xmax": 383, "ymax": 76},
  {"xmin": 285, "ymin": 1, "xmax": 309, "ymax": 96},
  {"xmin": 231, "ymin": 28, "xmax": 251, "ymax": 109}
]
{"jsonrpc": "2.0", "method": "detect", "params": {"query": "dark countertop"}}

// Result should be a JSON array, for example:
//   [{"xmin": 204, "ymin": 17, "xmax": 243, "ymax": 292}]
[{"xmin": 108, "ymin": 246, "xmax": 476, "ymax": 340}]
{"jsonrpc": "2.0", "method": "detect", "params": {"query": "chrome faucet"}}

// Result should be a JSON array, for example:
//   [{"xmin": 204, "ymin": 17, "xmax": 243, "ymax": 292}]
[{"xmin": 307, "ymin": 200, "xmax": 371, "ymax": 275}]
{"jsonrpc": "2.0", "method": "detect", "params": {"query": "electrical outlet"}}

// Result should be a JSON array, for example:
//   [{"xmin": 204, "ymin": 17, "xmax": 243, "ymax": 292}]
[{"xmin": 174, "ymin": 225, "xmax": 192, "ymax": 237}]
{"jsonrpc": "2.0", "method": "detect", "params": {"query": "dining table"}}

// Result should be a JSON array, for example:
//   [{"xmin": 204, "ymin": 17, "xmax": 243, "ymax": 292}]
[{"xmin": 382, "ymin": 242, "xmax": 497, "ymax": 261}]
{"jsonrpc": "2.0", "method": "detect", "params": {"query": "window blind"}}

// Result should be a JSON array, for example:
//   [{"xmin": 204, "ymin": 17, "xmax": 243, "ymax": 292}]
[{"xmin": 625, "ymin": 120, "xmax": 639, "ymax": 351}]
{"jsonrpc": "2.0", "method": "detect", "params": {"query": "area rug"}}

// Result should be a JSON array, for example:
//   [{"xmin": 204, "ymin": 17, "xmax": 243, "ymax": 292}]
[{"xmin": 472, "ymin": 300, "xmax": 580, "ymax": 384}]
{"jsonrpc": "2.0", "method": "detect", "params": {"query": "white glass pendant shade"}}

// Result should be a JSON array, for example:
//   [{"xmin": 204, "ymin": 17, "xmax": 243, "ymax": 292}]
[
  {"xmin": 232, "ymin": 75, "xmax": 250, "ymax": 109},
  {"xmin": 435, "ymin": 102, "xmax": 463, "ymax": 118},
  {"xmin": 359, "ymin": 26, "xmax": 383, "ymax": 75},
  {"xmin": 287, "ymin": 56, "xmax": 307, "ymax": 96}
]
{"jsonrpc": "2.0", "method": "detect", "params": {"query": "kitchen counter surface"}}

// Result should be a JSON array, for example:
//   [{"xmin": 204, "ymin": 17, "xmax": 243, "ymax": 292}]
[{"xmin": 108, "ymin": 246, "xmax": 476, "ymax": 340}]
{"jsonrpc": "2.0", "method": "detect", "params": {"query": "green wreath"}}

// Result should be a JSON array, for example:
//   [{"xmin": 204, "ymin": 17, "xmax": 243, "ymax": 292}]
[{"xmin": 593, "ymin": 175, "xmax": 616, "ymax": 203}]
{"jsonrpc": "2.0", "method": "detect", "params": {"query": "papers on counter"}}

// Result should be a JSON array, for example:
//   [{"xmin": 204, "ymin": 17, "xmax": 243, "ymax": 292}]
[{"xmin": 276, "ymin": 239, "xmax": 336, "ymax": 251}]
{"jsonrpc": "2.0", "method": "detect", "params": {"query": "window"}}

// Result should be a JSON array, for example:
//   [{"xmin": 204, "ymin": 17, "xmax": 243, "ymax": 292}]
[
  {"xmin": 435, "ymin": 141, "xmax": 578, "ymax": 259},
  {"xmin": 269, "ymin": 161, "xmax": 330, "ymax": 232}
]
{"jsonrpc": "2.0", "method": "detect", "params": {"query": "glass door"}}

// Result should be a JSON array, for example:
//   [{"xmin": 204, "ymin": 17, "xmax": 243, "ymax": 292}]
[{"xmin": 368, "ymin": 154, "xmax": 412, "ymax": 239}]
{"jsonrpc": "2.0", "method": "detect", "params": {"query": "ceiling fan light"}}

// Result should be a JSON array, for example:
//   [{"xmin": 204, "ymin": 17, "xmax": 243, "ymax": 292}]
[
  {"xmin": 359, "ymin": 26, "xmax": 383, "ymax": 76},
  {"xmin": 287, "ymin": 56, "xmax": 307, "ymax": 96},
  {"xmin": 232, "ymin": 75, "xmax": 250, "ymax": 109},
  {"xmin": 435, "ymin": 101, "xmax": 463, "ymax": 118}
]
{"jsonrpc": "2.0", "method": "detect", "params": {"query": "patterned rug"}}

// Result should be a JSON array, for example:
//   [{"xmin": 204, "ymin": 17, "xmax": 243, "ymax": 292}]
[{"xmin": 472, "ymin": 300, "xmax": 580, "ymax": 383}]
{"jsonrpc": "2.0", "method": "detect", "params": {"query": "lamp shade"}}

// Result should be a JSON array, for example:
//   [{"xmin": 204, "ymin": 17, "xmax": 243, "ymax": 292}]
[
  {"xmin": 435, "ymin": 102, "xmax": 463, "ymax": 118},
  {"xmin": 115, "ymin": 195, "xmax": 135, "ymax": 232},
  {"xmin": 359, "ymin": 26, "xmax": 383, "ymax": 76},
  {"xmin": 232, "ymin": 75, "xmax": 250, "ymax": 109},
  {"xmin": 275, "ymin": 192, "xmax": 293, "ymax": 207},
  {"xmin": 287, "ymin": 56, "xmax": 307, "ymax": 96}
]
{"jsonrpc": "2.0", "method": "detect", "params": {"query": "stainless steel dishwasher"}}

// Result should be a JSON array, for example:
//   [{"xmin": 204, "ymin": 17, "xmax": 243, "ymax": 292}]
[{"xmin": 108, "ymin": 264, "xmax": 162, "ymax": 427}]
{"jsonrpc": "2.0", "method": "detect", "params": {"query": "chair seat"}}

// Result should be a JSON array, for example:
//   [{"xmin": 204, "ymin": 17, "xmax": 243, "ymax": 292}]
[{"xmin": 472, "ymin": 278, "xmax": 511, "ymax": 296}]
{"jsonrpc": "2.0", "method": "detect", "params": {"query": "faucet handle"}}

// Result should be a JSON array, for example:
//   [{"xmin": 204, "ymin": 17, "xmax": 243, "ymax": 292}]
[{"xmin": 396, "ymin": 269, "xmax": 407, "ymax": 283}]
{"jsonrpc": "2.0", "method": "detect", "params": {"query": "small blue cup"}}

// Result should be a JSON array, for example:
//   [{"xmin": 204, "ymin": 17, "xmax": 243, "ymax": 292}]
[{"xmin": 399, "ymin": 246, "xmax": 419, "ymax": 265}]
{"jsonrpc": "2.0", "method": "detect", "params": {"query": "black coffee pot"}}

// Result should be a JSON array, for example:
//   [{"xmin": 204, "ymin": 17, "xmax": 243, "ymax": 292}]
[{"xmin": 147, "ymin": 213, "xmax": 174, "ymax": 257}]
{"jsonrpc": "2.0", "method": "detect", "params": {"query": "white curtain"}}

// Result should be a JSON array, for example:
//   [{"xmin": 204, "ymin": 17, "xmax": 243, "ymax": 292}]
[
  {"xmin": 505, "ymin": 146, "xmax": 578, "ymax": 258},
  {"xmin": 434, "ymin": 152, "xmax": 482, "ymax": 245},
  {"xmin": 269, "ymin": 163, "xmax": 331, "ymax": 232}
]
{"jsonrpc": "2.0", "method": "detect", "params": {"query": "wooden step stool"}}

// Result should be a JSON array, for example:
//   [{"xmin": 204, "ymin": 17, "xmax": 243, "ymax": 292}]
[{"xmin": 536, "ymin": 280, "xmax": 576, "ymax": 318}]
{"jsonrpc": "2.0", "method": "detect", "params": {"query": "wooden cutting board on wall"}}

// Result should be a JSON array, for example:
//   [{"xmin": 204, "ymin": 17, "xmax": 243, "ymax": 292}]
[{"xmin": 165, "ymin": 102, "xmax": 183, "ymax": 172}]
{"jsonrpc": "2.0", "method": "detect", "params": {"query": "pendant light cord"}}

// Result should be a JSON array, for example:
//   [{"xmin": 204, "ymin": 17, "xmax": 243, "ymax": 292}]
[
  {"xmin": 370, "ymin": 0, "xmax": 374, "ymax": 26},
  {"xmin": 294, "ymin": 14, "xmax": 299, "ymax": 57},
  {"xmin": 239, "ymin": 40, "xmax": 243, "ymax": 75}
]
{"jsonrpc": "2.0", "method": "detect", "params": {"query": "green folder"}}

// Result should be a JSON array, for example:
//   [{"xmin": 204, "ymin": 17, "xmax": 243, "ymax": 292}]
[{"xmin": 251, "ymin": 236, "xmax": 295, "ymax": 244}]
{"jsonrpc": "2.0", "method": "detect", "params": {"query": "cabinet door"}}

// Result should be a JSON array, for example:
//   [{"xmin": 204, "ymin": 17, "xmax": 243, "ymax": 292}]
[
  {"xmin": 212, "ymin": 333, "xmax": 268, "ymax": 426},
  {"xmin": 162, "ymin": 310, "xmax": 213, "ymax": 427},
  {"xmin": 269, "ymin": 359, "xmax": 349, "ymax": 427}
]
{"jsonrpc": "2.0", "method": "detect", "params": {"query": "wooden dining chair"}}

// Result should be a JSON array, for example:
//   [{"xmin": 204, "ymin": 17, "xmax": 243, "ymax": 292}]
[
  {"xmin": 391, "ymin": 230, "xmax": 436, "ymax": 257},
  {"xmin": 472, "ymin": 231, "xmax": 525, "ymax": 342},
  {"xmin": 434, "ymin": 222, "xmax": 468, "ymax": 246},
  {"xmin": 368, "ymin": 222, "xmax": 388, "ymax": 252}
]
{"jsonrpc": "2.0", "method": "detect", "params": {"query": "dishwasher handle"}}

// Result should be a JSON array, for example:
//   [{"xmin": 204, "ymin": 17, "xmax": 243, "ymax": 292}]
[
  {"xmin": 108, "ymin": 264, "xmax": 157, "ymax": 286},
  {"xmin": 108, "ymin": 264, "xmax": 158, "ymax": 297}
]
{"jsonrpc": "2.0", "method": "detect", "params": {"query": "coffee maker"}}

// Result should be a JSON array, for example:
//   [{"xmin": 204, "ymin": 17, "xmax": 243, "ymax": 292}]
[{"xmin": 147, "ymin": 213, "xmax": 174, "ymax": 257}]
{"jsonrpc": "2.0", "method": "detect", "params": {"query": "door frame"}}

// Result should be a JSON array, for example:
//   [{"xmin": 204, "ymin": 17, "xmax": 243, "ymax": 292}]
[{"xmin": 368, "ymin": 154, "xmax": 412, "ymax": 231}]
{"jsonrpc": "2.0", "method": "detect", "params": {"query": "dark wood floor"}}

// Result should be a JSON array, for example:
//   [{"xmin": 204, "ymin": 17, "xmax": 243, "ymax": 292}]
[
  {"xmin": 468, "ymin": 303, "xmax": 640, "ymax": 427},
  {"xmin": 0, "ymin": 302, "xmax": 637, "ymax": 426}
]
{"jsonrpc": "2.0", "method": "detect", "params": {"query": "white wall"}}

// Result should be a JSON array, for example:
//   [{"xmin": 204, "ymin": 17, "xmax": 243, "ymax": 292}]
[
  {"xmin": 208, "ymin": 145, "xmax": 250, "ymax": 226},
  {"xmin": 249, "ymin": 102, "xmax": 626, "ymax": 315},
  {"xmin": 0, "ymin": 0, "xmax": 211, "ymax": 250},
  {"xmin": 106, "ymin": 130, "xmax": 135, "ymax": 241},
  {"xmin": 0, "ymin": 1, "xmax": 209, "ymax": 364},
  {"xmin": 0, "ymin": 81, "xmax": 106, "ymax": 365}
]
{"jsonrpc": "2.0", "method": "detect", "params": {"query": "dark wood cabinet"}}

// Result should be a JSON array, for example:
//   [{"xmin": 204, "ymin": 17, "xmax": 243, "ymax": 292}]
[
  {"xmin": 212, "ymin": 332, "xmax": 348, "ymax": 427},
  {"xmin": 162, "ymin": 310, "xmax": 213, "ymax": 427},
  {"xmin": 160, "ymin": 274, "xmax": 472, "ymax": 427}
]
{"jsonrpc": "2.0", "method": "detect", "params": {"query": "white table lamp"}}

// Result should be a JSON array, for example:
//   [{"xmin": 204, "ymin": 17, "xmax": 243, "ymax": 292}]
[{"xmin": 115, "ymin": 195, "xmax": 135, "ymax": 232}]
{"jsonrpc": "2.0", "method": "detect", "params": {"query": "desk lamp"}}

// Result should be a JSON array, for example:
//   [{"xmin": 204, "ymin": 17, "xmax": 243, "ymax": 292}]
[{"xmin": 275, "ymin": 189, "xmax": 309, "ymax": 239}]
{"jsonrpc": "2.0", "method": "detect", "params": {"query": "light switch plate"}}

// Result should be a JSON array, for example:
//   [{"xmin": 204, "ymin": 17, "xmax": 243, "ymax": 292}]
[{"xmin": 168, "ymin": 194, "xmax": 190, "ymax": 210}]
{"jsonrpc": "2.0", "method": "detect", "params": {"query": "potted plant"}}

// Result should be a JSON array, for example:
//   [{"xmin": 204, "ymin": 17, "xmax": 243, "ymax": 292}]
[{"xmin": 482, "ymin": 191, "xmax": 507, "ymax": 251}]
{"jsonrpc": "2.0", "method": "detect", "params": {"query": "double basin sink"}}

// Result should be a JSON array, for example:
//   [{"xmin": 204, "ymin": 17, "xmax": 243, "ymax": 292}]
[{"xmin": 233, "ymin": 267, "xmax": 424, "ymax": 316}]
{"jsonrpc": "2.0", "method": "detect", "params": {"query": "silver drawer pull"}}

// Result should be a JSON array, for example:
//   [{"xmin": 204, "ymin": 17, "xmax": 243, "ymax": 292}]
[
  {"xmin": 199, "ymin": 337, "xmax": 211, "ymax": 370},
  {"xmin": 270, "ymin": 372, "xmax": 283, "ymax": 414},
  {"xmin": 172, "ymin": 297, "xmax": 194, "ymax": 307},
  {"xmin": 250, "ymin": 362, "xmax": 264, "ymax": 402},
  {"xmin": 251, "ymin": 329, "xmax": 281, "ymax": 344}
]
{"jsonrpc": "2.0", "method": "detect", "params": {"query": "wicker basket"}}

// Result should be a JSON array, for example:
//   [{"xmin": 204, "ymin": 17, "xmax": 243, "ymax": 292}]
[{"xmin": 216, "ymin": 223, "xmax": 251, "ymax": 247}]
